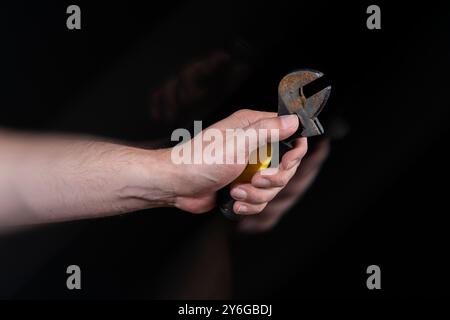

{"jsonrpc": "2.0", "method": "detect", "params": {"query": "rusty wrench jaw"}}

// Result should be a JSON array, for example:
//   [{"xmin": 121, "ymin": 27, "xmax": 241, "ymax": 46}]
[{"xmin": 278, "ymin": 69, "xmax": 331, "ymax": 140}]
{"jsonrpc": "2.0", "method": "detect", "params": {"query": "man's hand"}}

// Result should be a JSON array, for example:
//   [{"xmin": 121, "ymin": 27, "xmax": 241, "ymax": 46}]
[
  {"xmin": 158, "ymin": 109, "xmax": 308, "ymax": 215},
  {"xmin": 0, "ymin": 109, "xmax": 308, "ymax": 226}
]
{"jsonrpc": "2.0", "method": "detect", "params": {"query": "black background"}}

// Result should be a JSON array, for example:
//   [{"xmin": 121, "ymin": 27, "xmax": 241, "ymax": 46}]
[{"xmin": 0, "ymin": 0, "xmax": 449, "ymax": 299}]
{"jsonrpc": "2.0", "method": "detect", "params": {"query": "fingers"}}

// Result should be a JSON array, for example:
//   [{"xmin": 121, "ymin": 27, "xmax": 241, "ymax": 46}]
[
  {"xmin": 228, "ymin": 137, "xmax": 308, "ymax": 215},
  {"xmin": 230, "ymin": 109, "xmax": 278, "ymax": 127},
  {"xmin": 280, "ymin": 138, "xmax": 308, "ymax": 170},
  {"xmin": 250, "ymin": 138, "xmax": 307, "ymax": 188},
  {"xmin": 211, "ymin": 109, "xmax": 276, "ymax": 130},
  {"xmin": 233, "ymin": 201, "xmax": 267, "ymax": 215},
  {"xmin": 227, "ymin": 111, "xmax": 300, "ymax": 158},
  {"xmin": 230, "ymin": 183, "xmax": 282, "ymax": 204},
  {"xmin": 246, "ymin": 114, "xmax": 299, "ymax": 143},
  {"xmin": 208, "ymin": 110, "xmax": 299, "ymax": 158},
  {"xmin": 230, "ymin": 176, "xmax": 289, "ymax": 215},
  {"xmin": 238, "ymin": 139, "xmax": 330, "ymax": 232}
]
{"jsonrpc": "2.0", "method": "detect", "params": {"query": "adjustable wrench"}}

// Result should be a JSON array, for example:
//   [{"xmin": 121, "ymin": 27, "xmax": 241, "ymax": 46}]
[{"xmin": 219, "ymin": 69, "xmax": 331, "ymax": 220}]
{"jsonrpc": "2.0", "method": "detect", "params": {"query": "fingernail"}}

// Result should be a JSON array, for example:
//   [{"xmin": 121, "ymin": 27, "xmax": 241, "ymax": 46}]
[
  {"xmin": 237, "ymin": 204, "xmax": 248, "ymax": 214},
  {"xmin": 280, "ymin": 114, "xmax": 299, "ymax": 129},
  {"xmin": 231, "ymin": 188, "xmax": 247, "ymax": 200},
  {"xmin": 253, "ymin": 177, "xmax": 271, "ymax": 188}
]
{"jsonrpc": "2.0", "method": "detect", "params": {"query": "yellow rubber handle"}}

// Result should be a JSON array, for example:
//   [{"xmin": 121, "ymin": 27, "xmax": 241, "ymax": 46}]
[
  {"xmin": 234, "ymin": 144, "xmax": 272, "ymax": 183},
  {"xmin": 218, "ymin": 144, "xmax": 273, "ymax": 220}
]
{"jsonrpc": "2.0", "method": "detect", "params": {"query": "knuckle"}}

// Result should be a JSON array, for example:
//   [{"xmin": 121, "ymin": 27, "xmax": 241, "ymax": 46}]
[
  {"xmin": 252, "ymin": 191, "xmax": 270, "ymax": 204},
  {"xmin": 276, "ymin": 117, "xmax": 285, "ymax": 128},
  {"xmin": 232, "ymin": 109, "xmax": 259, "ymax": 128},
  {"xmin": 299, "ymin": 143, "xmax": 308, "ymax": 157},
  {"xmin": 233, "ymin": 109, "xmax": 253, "ymax": 118},
  {"xmin": 274, "ymin": 174, "xmax": 288, "ymax": 186},
  {"xmin": 249, "ymin": 203, "xmax": 267, "ymax": 215}
]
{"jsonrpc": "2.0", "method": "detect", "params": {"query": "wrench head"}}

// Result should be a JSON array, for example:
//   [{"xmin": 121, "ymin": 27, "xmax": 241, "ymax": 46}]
[{"xmin": 278, "ymin": 69, "xmax": 331, "ymax": 137}]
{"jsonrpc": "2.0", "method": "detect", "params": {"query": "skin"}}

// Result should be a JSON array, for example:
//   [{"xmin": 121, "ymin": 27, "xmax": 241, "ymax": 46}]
[
  {"xmin": 238, "ymin": 139, "xmax": 330, "ymax": 232},
  {"xmin": 0, "ymin": 109, "xmax": 307, "ymax": 227}
]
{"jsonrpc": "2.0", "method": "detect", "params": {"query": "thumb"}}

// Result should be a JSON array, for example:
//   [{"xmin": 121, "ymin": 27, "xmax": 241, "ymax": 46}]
[
  {"xmin": 245, "ymin": 114, "xmax": 299, "ymax": 145},
  {"xmin": 230, "ymin": 114, "xmax": 299, "ymax": 159}
]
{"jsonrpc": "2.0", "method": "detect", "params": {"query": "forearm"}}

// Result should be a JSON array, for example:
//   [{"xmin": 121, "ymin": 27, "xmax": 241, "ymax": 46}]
[{"xmin": 0, "ymin": 130, "xmax": 177, "ymax": 225}]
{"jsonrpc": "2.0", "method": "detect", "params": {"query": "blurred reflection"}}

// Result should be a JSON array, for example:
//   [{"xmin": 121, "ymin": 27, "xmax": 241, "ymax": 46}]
[{"xmin": 149, "ymin": 51, "xmax": 249, "ymax": 126}]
